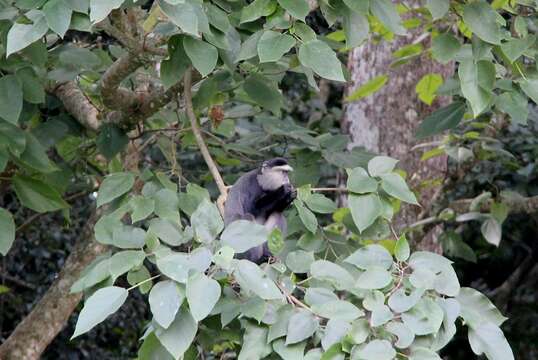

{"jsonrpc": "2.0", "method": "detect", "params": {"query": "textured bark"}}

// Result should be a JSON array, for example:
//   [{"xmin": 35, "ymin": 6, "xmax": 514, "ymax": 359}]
[
  {"xmin": 0, "ymin": 212, "xmax": 106, "ymax": 360},
  {"xmin": 53, "ymin": 82, "xmax": 101, "ymax": 131},
  {"xmin": 342, "ymin": 21, "xmax": 454, "ymax": 238}
]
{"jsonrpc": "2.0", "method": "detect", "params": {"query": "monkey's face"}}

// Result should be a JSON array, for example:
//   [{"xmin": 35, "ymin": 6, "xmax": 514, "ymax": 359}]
[{"xmin": 258, "ymin": 163, "xmax": 293, "ymax": 191}]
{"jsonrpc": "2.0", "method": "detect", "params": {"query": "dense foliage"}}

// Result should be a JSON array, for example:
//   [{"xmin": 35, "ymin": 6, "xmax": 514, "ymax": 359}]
[{"xmin": 0, "ymin": 0, "xmax": 536, "ymax": 358}]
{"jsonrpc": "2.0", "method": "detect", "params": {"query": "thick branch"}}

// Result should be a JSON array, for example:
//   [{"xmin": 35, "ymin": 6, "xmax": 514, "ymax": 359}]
[
  {"xmin": 450, "ymin": 194, "xmax": 538, "ymax": 215},
  {"xmin": 52, "ymin": 82, "xmax": 100, "ymax": 131},
  {"xmin": 0, "ymin": 211, "xmax": 107, "ymax": 360},
  {"xmin": 100, "ymin": 52, "xmax": 144, "ymax": 111},
  {"xmin": 183, "ymin": 69, "xmax": 228, "ymax": 197}
]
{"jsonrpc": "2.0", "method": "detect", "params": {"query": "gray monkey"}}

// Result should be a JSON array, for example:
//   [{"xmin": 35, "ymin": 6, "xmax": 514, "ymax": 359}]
[{"xmin": 223, "ymin": 158, "xmax": 296, "ymax": 263}]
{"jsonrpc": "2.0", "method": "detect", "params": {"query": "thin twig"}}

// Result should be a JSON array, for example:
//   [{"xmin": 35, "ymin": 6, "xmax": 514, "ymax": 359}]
[
  {"xmin": 127, "ymin": 274, "xmax": 161, "ymax": 291},
  {"xmin": 311, "ymin": 187, "xmax": 348, "ymax": 192}
]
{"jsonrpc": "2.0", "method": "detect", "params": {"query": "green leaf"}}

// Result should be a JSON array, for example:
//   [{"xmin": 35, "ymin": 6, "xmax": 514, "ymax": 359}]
[
  {"xmin": 108, "ymin": 250, "xmax": 145, "ymax": 279},
  {"xmin": 409, "ymin": 347, "xmax": 442, "ymax": 360},
  {"xmin": 386, "ymin": 321, "xmax": 414, "ymax": 348},
  {"xmin": 356, "ymin": 340, "xmax": 396, "ymax": 360},
  {"xmin": 191, "ymin": 199, "xmax": 224, "ymax": 243},
  {"xmin": 149, "ymin": 218, "xmax": 191, "ymax": 246},
  {"xmin": 286, "ymin": 250, "xmax": 315, "ymax": 273},
  {"xmin": 155, "ymin": 307, "xmax": 198, "ymax": 359},
  {"xmin": 294, "ymin": 199, "xmax": 318, "ymax": 233},
  {"xmin": 6, "ymin": 10, "xmax": 48, "ymax": 56},
  {"xmin": 286, "ymin": 310, "xmax": 318, "ymax": 344},
  {"xmin": 345, "ymin": 75, "xmax": 387, "ymax": 102},
  {"xmin": 309, "ymin": 260, "xmax": 354, "ymax": 290},
  {"xmin": 322, "ymin": 318, "xmax": 352, "ymax": 350},
  {"xmin": 426, "ymin": 0, "xmax": 449, "ymax": 20},
  {"xmin": 236, "ymin": 31, "xmax": 264, "ymax": 62},
  {"xmin": 13, "ymin": 175, "xmax": 69, "ymax": 213},
  {"xmin": 370, "ymin": 0, "xmax": 405, "ymax": 35},
  {"xmin": 348, "ymin": 193, "xmax": 383, "ymax": 232},
  {"xmin": 495, "ymin": 91, "xmax": 528, "ymax": 125},
  {"xmin": 138, "ymin": 333, "xmax": 174, "ymax": 360},
  {"xmin": 273, "ymin": 338, "xmax": 306, "ymax": 360},
  {"xmin": 519, "ymin": 78, "xmax": 538, "ymax": 104},
  {"xmin": 268, "ymin": 227, "xmax": 284, "ymax": 254},
  {"xmin": 220, "ymin": 220, "xmax": 269, "ymax": 253},
  {"xmin": 343, "ymin": 0, "xmax": 369, "ymax": 14},
  {"xmin": 18, "ymin": 133, "xmax": 57, "ymax": 173},
  {"xmin": 368, "ymin": 156, "xmax": 398, "ymax": 177},
  {"xmin": 312, "ymin": 300, "xmax": 364, "ymax": 320},
  {"xmin": 468, "ymin": 322, "xmax": 514, "ymax": 360},
  {"xmin": 463, "ymin": 2, "xmax": 502, "ymax": 45},
  {"xmin": 153, "ymin": 188, "xmax": 180, "ymax": 224},
  {"xmin": 356, "ymin": 267, "xmax": 393, "ymax": 289},
  {"xmin": 16, "ymin": 67, "xmax": 45, "ymax": 104},
  {"xmin": 90, "ymin": 0, "xmax": 124, "ymax": 23},
  {"xmin": 0, "ymin": 75, "xmax": 23, "ymax": 124},
  {"xmin": 481, "ymin": 217, "xmax": 502, "ymax": 246},
  {"xmin": 112, "ymin": 225, "xmax": 146, "ymax": 249},
  {"xmin": 380, "ymin": 173, "xmax": 418, "ymax": 205},
  {"xmin": 244, "ymin": 74, "xmax": 283, "ymax": 115},
  {"xmin": 127, "ymin": 266, "xmax": 152, "ymax": 294},
  {"xmin": 161, "ymin": 37, "xmax": 191, "ymax": 88},
  {"xmin": 206, "ymin": 3, "xmax": 230, "ymax": 32},
  {"xmin": 160, "ymin": 1, "xmax": 205, "ymax": 37},
  {"xmin": 187, "ymin": 272, "xmax": 221, "ymax": 321},
  {"xmin": 401, "ymin": 298, "xmax": 444, "ymax": 336},
  {"xmin": 234, "ymin": 259, "xmax": 283, "ymax": 300},
  {"xmin": 71, "ymin": 286, "xmax": 128, "ymax": 338},
  {"xmin": 238, "ymin": 323, "xmax": 272, "ymax": 360},
  {"xmin": 0, "ymin": 208, "xmax": 15, "ymax": 256},
  {"xmin": 304, "ymin": 193, "xmax": 336, "ymax": 214},
  {"xmin": 388, "ymin": 288, "xmax": 423, "ymax": 313},
  {"xmin": 415, "ymin": 73, "xmax": 443, "ymax": 105},
  {"xmin": 257, "ymin": 30, "xmax": 295, "ymax": 63},
  {"xmin": 43, "ymin": 0, "xmax": 72, "ymax": 37},
  {"xmin": 96, "ymin": 124, "xmax": 129, "ymax": 160},
  {"xmin": 298, "ymin": 40, "xmax": 345, "ymax": 82},
  {"xmin": 129, "ymin": 195, "xmax": 155, "ymax": 223},
  {"xmin": 500, "ymin": 35, "xmax": 536, "ymax": 63},
  {"xmin": 344, "ymin": 244, "xmax": 393, "ymax": 270},
  {"xmin": 456, "ymin": 287, "xmax": 507, "ymax": 328},
  {"xmin": 277, "ymin": 0, "xmax": 309, "ymax": 20},
  {"xmin": 342, "ymin": 8, "xmax": 369, "ymax": 48},
  {"xmin": 183, "ymin": 37, "xmax": 218, "ymax": 77},
  {"xmin": 371, "ymin": 304, "xmax": 393, "ymax": 326},
  {"xmin": 240, "ymin": 0, "xmax": 276, "ymax": 24},
  {"xmin": 395, "ymin": 234, "xmax": 410, "ymax": 262},
  {"xmin": 156, "ymin": 248, "xmax": 212, "ymax": 283},
  {"xmin": 432, "ymin": 33, "xmax": 461, "ymax": 64},
  {"xmin": 347, "ymin": 167, "xmax": 378, "ymax": 193},
  {"xmin": 415, "ymin": 101, "xmax": 466, "ymax": 139},
  {"xmin": 458, "ymin": 59, "xmax": 495, "ymax": 117},
  {"xmin": 96, "ymin": 172, "xmax": 135, "ymax": 207}
]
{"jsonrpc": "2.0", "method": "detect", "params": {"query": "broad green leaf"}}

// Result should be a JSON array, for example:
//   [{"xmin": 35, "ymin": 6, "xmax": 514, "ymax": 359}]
[
  {"xmin": 349, "ymin": 318, "xmax": 369, "ymax": 344},
  {"xmin": 346, "ymin": 167, "xmax": 378, "ymax": 193},
  {"xmin": 356, "ymin": 340, "xmax": 396, "ymax": 360},
  {"xmin": 0, "ymin": 75, "xmax": 23, "ymax": 124},
  {"xmin": 191, "ymin": 199, "xmax": 224, "ymax": 243},
  {"xmin": 96, "ymin": 124, "xmax": 129, "ymax": 160},
  {"xmin": 155, "ymin": 307, "xmax": 198, "ymax": 359},
  {"xmin": 149, "ymin": 218, "xmax": 191, "ymax": 246},
  {"xmin": 294, "ymin": 199, "xmax": 318, "ymax": 233},
  {"xmin": 234, "ymin": 260, "xmax": 283, "ymax": 300},
  {"xmin": 187, "ymin": 272, "xmax": 221, "ymax": 321},
  {"xmin": 220, "ymin": 220, "xmax": 269, "ymax": 253},
  {"xmin": 160, "ymin": 1, "xmax": 204, "ymax": 37},
  {"xmin": 72, "ymin": 286, "xmax": 128, "ymax": 338},
  {"xmin": 416, "ymin": 101, "xmax": 466, "ymax": 139},
  {"xmin": 127, "ymin": 266, "xmax": 152, "ymax": 294},
  {"xmin": 149, "ymin": 280, "xmax": 184, "ymax": 329},
  {"xmin": 309, "ymin": 260, "xmax": 354, "ymax": 290},
  {"xmin": 463, "ymin": 2, "xmax": 502, "ymax": 45},
  {"xmin": 345, "ymin": 75, "xmax": 388, "ymax": 102},
  {"xmin": 43, "ymin": 0, "xmax": 72, "ymax": 37},
  {"xmin": 129, "ymin": 195, "xmax": 155, "ymax": 223},
  {"xmin": 161, "ymin": 36, "xmax": 190, "ymax": 89},
  {"xmin": 371, "ymin": 304, "xmax": 393, "ymax": 327},
  {"xmin": 304, "ymin": 287, "xmax": 338, "ymax": 306},
  {"xmin": 156, "ymin": 249, "xmax": 212, "ymax": 283},
  {"xmin": 343, "ymin": 0, "xmax": 369, "ymax": 13},
  {"xmin": 388, "ymin": 288, "xmax": 423, "ymax": 313},
  {"xmin": 16, "ymin": 67, "xmax": 45, "ymax": 104},
  {"xmin": 321, "ymin": 319, "xmax": 352, "ymax": 350},
  {"xmin": 286, "ymin": 250, "xmax": 315, "ymax": 273},
  {"xmin": 183, "ymin": 37, "xmax": 218, "ymax": 77},
  {"xmin": 298, "ymin": 40, "xmax": 345, "ymax": 82},
  {"xmin": 495, "ymin": 91, "xmax": 528, "ymax": 125},
  {"xmin": 410, "ymin": 347, "xmax": 442, "ymax": 360},
  {"xmin": 59, "ymin": 46, "xmax": 101, "ymax": 69},
  {"xmin": 356, "ymin": 267, "xmax": 393, "ymax": 289},
  {"xmin": 96, "ymin": 172, "xmax": 135, "ymax": 207},
  {"xmin": 293, "ymin": 22, "xmax": 316, "ymax": 42},
  {"xmin": 13, "ymin": 175, "xmax": 69, "ymax": 213},
  {"xmin": 0, "ymin": 120, "xmax": 25, "ymax": 156},
  {"xmin": 138, "ymin": 333, "xmax": 174, "ymax": 360},
  {"xmin": 268, "ymin": 304, "xmax": 294, "ymax": 342},
  {"xmin": 520, "ymin": 78, "xmax": 538, "ymax": 104},
  {"xmin": 386, "ymin": 321, "xmax": 414, "ymax": 348},
  {"xmin": 0, "ymin": 208, "xmax": 15, "ymax": 256},
  {"xmin": 408, "ymin": 251, "xmax": 460, "ymax": 296},
  {"xmin": 312, "ymin": 300, "xmax": 364, "ymax": 320},
  {"xmin": 380, "ymin": 173, "xmax": 418, "ymax": 205},
  {"xmin": 370, "ymin": 0, "xmax": 405, "ymax": 35},
  {"xmin": 108, "ymin": 250, "xmax": 145, "ymax": 278},
  {"xmin": 432, "ymin": 33, "xmax": 461, "ymax": 64},
  {"xmin": 415, "ymin": 73, "xmax": 443, "ymax": 105},
  {"xmin": 456, "ymin": 287, "xmax": 507, "ymax": 328},
  {"xmin": 236, "ymin": 31, "xmax": 264, "ymax": 62},
  {"xmin": 206, "ymin": 3, "xmax": 230, "ymax": 32},
  {"xmin": 238, "ymin": 323, "xmax": 272, "ymax": 360},
  {"xmin": 345, "ymin": 244, "xmax": 393, "ymax": 270},
  {"xmin": 368, "ymin": 156, "xmax": 398, "ymax": 177},
  {"xmin": 257, "ymin": 30, "xmax": 295, "ymax": 63},
  {"xmin": 342, "ymin": 9, "xmax": 369, "ymax": 48},
  {"xmin": 395, "ymin": 234, "xmax": 410, "ymax": 262},
  {"xmin": 286, "ymin": 310, "xmax": 318, "ymax": 344},
  {"xmin": 500, "ymin": 35, "xmax": 536, "ymax": 63},
  {"xmin": 348, "ymin": 193, "xmax": 383, "ymax": 232},
  {"xmin": 153, "ymin": 188, "xmax": 180, "ymax": 224},
  {"xmin": 18, "ymin": 133, "xmax": 57, "ymax": 173},
  {"xmin": 6, "ymin": 10, "xmax": 48, "ymax": 57},
  {"xmin": 240, "ymin": 0, "xmax": 276, "ymax": 24},
  {"xmin": 304, "ymin": 193, "xmax": 337, "ymax": 214},
  {"xmin": 468, "ymin": 322, "xmax": 514, "ymax": 360},
  {"xmin": 244, "ymin": 74, "xmax": 283, "ymax": 115},
  {"xmin": 112, "ymin": 225, "xmax": 146, "ymax": 249},
  {"xmin": 273, "ymin": 338, "xmax": 306, "ymax": 360},
  {"xmin": 90, "ymin": 0, "xmax": 124, "ymax": 23},
  {"xmin": 481, "ymin": 217, "xmax": 502, "ymax": 246},
  {"xmin": 402, "ymin": 298, "xmax": 444, "ymax": 336},
  {"xmin": 277, "ymin": 0, "xmax": 309, "ymax": 20},
  {"xmin": 426, "ymin": 0, "xmax": 449, "ymax": 20},
  {"xmin": 458, "ymin": 59, "xmax": 495, "ymax": 117}
]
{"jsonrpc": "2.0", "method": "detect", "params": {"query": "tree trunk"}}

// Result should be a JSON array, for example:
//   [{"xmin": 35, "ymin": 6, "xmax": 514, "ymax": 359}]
[
  {"xmin": 342, "ymin": 21, "xmax": 454, "ymax": 248},
  {"xmin": 0, "ymin": 211, "xmax": 106, "ymax": 360}
]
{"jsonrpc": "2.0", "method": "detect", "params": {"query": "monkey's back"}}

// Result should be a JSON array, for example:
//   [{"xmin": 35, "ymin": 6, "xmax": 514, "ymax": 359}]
[{"xmin": 223, "ymin": 169, "xmax": 262, "ymax": 225}]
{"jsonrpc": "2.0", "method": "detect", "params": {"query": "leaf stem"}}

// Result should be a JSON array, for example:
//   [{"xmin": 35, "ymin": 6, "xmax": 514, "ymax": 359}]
[{"xmin": 127, "ymin": 274, "xmax": 161, "ymax": 291}]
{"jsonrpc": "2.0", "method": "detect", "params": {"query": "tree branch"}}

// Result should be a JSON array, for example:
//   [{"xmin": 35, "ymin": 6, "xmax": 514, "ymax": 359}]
[
  {"xmin": 449, "ymin": 194, "xmax": 538, "ymax": 215},
  {"xmin": 52, "ymin": 82, "xmax": 100, "ymax": 131},
  {"xmin": 100, "ymin": 52, "xmax": 144, "ymax": 111}
]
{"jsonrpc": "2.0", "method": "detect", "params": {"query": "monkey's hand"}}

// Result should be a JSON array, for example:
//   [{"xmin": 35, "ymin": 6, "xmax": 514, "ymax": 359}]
[{"xmin": 279, "ymin": 183, "xmax": 296, "ymax": 209}]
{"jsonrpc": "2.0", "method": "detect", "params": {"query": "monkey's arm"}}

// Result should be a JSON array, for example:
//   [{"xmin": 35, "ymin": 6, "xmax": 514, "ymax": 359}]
[{"xmin": 255, "ymin": 184, "xmax": 296, "ymax": 215}]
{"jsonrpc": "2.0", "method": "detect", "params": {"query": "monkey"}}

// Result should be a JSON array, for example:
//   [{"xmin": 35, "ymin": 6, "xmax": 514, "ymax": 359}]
[{"xmin": 223, "ymin": 158, "xmax": 296, "ymax": 263}]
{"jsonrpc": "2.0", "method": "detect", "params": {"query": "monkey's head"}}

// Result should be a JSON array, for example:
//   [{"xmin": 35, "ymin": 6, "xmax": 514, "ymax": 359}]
[{"xmin": 257, "ymin": 157, "xmax": 293, "ymax": 191}]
